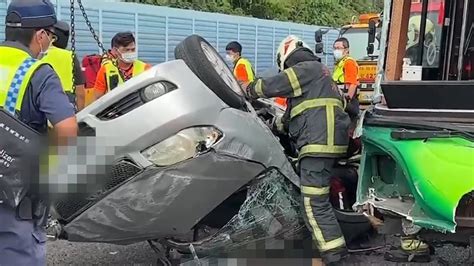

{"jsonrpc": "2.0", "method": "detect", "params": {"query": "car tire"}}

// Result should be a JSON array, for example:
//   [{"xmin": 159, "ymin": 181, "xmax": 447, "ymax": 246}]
[{"xmin": 174, "ymin": 35, "xmax": 246, "ymax": 109}]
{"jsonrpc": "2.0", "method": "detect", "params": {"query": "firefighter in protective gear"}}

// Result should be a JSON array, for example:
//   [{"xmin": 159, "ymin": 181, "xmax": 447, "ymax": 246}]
[{"xmin": 245, "ymin": 35, "xmax": 351, "ymax": 265}]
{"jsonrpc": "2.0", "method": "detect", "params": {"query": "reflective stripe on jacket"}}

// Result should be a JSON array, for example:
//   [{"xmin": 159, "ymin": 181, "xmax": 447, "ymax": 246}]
[
  {"xmin": 248, "ymin": 60, "xmax": 350, "ymax": 159},
  {"xmin": 0, "ymin": 46, "xmax": 47, "ymax": 113},
  {"xmin": 234, "ymin": 57, "xmax": 255, "ymax": 82},
  {"xmin": 103, "ymin": 59, "xmax": 147, "ymax": 92},
  {"xmin": 41, "ymin": 46, "xmax": 74, "ymax": 93}
]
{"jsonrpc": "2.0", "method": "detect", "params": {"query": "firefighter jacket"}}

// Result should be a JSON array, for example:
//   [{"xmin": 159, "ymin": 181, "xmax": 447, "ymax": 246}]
[{"xmin": 247, "ymin": 60, "xmax": 351, "ymax": 159}]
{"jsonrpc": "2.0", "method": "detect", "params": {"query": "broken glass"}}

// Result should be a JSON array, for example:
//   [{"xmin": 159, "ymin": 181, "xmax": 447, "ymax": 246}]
[{"xmin": 188, "ymin": 168, "xmax": 307, "ymax": 255}]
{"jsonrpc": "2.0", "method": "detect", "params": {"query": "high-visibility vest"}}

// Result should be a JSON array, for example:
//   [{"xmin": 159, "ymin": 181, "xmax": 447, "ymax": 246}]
[
  {"xmin": 234, "ymin": 57, "xmax": 255, "ymax": 82},
  {"xmin": 0, "ymin": 46, "xmax": 47, "ymax": 113},
  {"xmin": 332, "ymin": 56, "xmax": 357, "ymax": 85},
  {"xmin": 103, "ymin": 59, "xmax": 147, "ymax": 92},
  {"xmin": 42, "ymin": 46, "xmax": 74, "ymax": 93}
]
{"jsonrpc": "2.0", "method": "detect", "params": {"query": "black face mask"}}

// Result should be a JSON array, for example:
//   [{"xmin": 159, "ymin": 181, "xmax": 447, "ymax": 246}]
[{"xmin": 53, "ymin": 30, "xmax": 69, "ymax": 50}]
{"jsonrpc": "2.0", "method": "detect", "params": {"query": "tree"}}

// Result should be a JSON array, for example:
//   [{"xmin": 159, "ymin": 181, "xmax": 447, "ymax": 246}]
[{"xmin": 124, "ymin": 0, "xmax": 383, "ymax": 27}]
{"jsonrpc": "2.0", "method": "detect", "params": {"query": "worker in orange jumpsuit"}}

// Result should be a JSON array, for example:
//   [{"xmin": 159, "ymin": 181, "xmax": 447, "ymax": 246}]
[
  {"xmin": 332, "ymin": 37, "xmax": 361, "ymax": 157},
  {"xmin": 332, "ymin": 37, "xmax": 360, "ymax": 122},
  {"xmin": 225, "ymin": 41, "xmax": 288, "ymax": 108},
  {"xmin": 225, "ymin": 41, "xmax": 256, "ymax": 84}
]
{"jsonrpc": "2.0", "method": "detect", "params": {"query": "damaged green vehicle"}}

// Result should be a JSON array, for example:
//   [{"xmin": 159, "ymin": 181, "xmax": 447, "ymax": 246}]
[
  {"xmin": 354, "ymin": 80, "xmax": 474, "ymax": 249},
  {"xmin": 354, "ymin": 0, "xmax": 474, "ymax": 252}
]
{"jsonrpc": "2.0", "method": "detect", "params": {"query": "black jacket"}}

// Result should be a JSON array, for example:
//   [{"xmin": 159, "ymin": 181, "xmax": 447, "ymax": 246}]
[{"xmin": 248, "ymin": 53, "xmax": 350, "ymax": 159}]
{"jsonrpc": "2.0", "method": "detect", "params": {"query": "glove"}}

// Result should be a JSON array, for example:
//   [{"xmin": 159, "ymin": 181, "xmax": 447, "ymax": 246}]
[
  {"xmin": 274, "ymin": 115, "xmax": 287, "ymax": 134},
  {"xmin": 237, "ymin": 80, "xmax": 251, "ymax": 99}
]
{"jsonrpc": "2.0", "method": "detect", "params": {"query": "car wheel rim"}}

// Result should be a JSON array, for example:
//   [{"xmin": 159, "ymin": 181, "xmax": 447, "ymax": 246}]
[{"xmin": 200, "ymin": 41, "xmax": 244, "ymax": 97}]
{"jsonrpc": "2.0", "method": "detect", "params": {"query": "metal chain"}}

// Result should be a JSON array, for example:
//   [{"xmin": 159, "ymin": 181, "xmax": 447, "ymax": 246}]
[
  {"xmin": 77, "ymin": 0, "xmax": 106, "ymax": 54},
  {"xmin": 75, "ymin": 0, "xmax": 122, "ymax": 73},
  {"xmin": 70, "ymin": 0, "xmax": 76, "ymax": 97}
]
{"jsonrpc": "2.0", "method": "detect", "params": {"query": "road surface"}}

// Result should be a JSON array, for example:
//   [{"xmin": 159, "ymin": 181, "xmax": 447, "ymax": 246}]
[{"xmin": 47, "ymin": 239, "xmax": 471, "ymax": 265}]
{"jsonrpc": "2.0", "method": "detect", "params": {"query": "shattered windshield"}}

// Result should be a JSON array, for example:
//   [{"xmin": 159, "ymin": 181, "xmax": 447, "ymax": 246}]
[{"xmin": 186, "ymin": 169, "xmax": 307, "ymax": 256}]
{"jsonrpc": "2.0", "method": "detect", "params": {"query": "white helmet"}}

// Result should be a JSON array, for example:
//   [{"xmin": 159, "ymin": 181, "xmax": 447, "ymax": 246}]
[
  {"xmin": 407, "ymin": 15, "xmax": 435, "ymax": 49},
  {"xmin": 276, "ymin": 35, "xmax": 312, "ymax": 71}
]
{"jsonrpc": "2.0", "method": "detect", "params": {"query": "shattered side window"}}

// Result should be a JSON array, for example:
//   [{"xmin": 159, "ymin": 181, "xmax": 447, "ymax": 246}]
[{"xmin": 193, "ymin": 169, "xmax": 307, "ymax": 255}]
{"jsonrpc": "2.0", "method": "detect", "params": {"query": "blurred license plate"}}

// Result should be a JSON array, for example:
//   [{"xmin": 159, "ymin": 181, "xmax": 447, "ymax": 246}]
[{"xmin": 359, "ymin": 65, "xmax": 377, "ymax": 83}]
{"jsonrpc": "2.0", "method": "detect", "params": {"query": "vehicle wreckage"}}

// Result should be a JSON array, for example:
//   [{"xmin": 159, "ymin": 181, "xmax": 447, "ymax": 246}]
[
  {"xmin": 45, "ymin": 35, "xmax": 373, "ymax": 263},
  {"xmin": 44, "ymin": 0, "xmax": 473, "ymax": 262}
]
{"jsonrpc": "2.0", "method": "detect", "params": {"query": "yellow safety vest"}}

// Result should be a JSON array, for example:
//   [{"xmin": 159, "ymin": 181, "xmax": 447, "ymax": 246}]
[
  {"xmin": 234, "ymin": 57, "xmax": 255, "ymax": 82},
  {"xmin": 0, "ymin": 46, "xmax": 47, "ymax": 113},
  {"xmin": 103, "ymin": 59, "xmax": 147, "ymax": 92},
  {"xmin": 332, "ymin": 56, "xmax": 357, "ymax": 85},
  {"xmin": 42, "ymin": 46, "xmax": 75, "ymax": 93}
]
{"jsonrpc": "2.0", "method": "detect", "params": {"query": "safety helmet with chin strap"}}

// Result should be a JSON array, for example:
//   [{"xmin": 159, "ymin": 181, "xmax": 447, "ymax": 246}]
[{"xmin": 276, "ymin": 35, "xmax": 312, "ymax": 71}]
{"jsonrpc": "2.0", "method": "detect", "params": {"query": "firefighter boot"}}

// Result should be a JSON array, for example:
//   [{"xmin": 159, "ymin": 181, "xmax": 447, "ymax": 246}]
[{"xmin": 384, "ymin": 236, "xmax": 432, "ymax": 263}]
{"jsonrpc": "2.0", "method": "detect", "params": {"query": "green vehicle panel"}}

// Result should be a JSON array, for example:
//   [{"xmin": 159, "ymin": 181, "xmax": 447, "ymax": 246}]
[{"xmin": 356, "ymin": 126, "xmax": 474, "ymax": 233}]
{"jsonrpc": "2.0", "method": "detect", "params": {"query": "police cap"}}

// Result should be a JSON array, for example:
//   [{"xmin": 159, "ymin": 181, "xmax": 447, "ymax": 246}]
[{"xmin": 5, "ymin": 0, "xmax": 57, "ymax": 29}]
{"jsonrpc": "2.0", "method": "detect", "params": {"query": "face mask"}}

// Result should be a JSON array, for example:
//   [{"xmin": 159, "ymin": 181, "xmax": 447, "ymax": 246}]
[
  {"xmin": 120, "ymin": 51, "xmax": 138, "ymax": 63},
  {"xmin": 333, "ymin": 49, "xmax": 345, "ymax": 61},
  {"xmin": 38, "ymin": 30, "xmax": 52, "ymax": 59},
  {"xmin": 225, "ymin": 54, "xmax": 234, "ymax": 62}
]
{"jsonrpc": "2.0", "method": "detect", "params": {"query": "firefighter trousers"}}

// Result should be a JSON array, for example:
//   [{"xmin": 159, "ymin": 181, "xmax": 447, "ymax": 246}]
[{"xmin": 299, "ymin": 157, "xmax": 348, "ymax": 264}]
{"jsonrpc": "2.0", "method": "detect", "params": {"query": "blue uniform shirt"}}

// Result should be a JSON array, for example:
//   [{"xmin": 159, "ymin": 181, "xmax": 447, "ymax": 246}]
[
  {"xmin": 2, "ymin": 41, "xmax": 75, "ymax": 133},
  {"xmin": 0, "ymin": 42, "xmax": 75, "ymax": 266}
]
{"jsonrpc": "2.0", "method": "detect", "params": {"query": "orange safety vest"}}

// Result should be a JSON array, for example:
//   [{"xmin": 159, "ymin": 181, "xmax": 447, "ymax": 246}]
[{"xmin": 233, "ymin": 57, "xmax": 255, "ymax": 83}]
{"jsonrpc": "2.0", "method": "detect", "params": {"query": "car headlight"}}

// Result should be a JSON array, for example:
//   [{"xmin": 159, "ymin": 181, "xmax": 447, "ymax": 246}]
[
  {"xmin": 142, "ymin": 127, "xmax": 223, "ymax": 166},
  {"xmin": 140, "ymin": 81, "xmax": 177, "ymax": 102}
]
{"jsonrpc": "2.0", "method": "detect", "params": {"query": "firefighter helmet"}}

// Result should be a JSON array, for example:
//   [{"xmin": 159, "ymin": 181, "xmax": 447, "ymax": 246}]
[
  {"xmin": 407, "ymin": 15, "xmax": 435, "ymax": 49},
  {"xmin": 276, "ymin": 35, "xmax": 312, "ymax": 71}
]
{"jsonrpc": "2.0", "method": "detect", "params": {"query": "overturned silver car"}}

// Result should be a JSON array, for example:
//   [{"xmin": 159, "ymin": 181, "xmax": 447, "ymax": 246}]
[{"xmin": 47, "ymin": 35, "xmax": 371, "ymax": 261}]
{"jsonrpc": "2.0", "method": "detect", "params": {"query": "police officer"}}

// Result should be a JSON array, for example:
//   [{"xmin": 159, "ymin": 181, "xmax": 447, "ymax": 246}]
[
  {"xmin": 244, "ymin": 35, "xmax": 350, "ymax": 265},
  {"xmin": 0, "ymin": 0, "xmax": 78, "ymax": 264},
  {"xmin": 42, "ymin": 20, "xmax": 86, "ymax": 111}
]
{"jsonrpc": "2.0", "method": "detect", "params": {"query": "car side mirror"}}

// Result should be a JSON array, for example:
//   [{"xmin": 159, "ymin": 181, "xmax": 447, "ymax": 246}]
[
  {"xmin": 315, "ymin": 30, "xmax": 323, "ymax": 43},
  {"xmin": 367, "ymin": 20, "xmax": 377, "ymax": 55},
  {"xmin": 367, "ymin": 43, "xmax": 375, "ymax": 55},
  {"xmin": 315, "ymin": 43, "xmax": 324, "ymax": 54}
]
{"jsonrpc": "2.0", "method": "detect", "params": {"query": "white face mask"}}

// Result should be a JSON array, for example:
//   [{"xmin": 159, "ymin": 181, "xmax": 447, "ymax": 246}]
[
  {"xmin": 120, "ymin": 51, "xmax": 138, "ymax": 63},
  {"xmin": 333, "ymin": 49, "xmax": 345, "ymax": 61},
  {"xmin": 225, "ymin": 54, "xmax": 234, "ymax": 62},
  {"xmin": 38, "ymin": 30, "xmax": 53, "ymax": 59}
]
